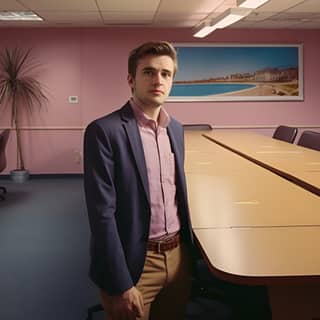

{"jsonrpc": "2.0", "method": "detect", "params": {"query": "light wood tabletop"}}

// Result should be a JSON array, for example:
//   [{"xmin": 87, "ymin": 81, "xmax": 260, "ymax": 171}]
[
  {"xmin": 186, "ymin": 172, "xmax": 320, "ymax": 229},
  {"xmin": 185, "ymin": 131, "xmax": 320, "ymax": 229},
  {"xmin": 194, "ymin": 226, "xmax": 320, "ymax": 281},
  {"xmin": 184, "ymin": 131, "xmax": 320, "ymax": 282},
  {"xmin": 203, "ymin": 130, "xmax": 320, "ymax": 196},
  {"xmin": 184, "ymin": 130, "xmax": 218, "ymax": 153}
]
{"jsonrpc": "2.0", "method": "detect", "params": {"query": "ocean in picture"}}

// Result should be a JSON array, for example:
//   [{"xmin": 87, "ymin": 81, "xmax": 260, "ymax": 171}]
[{"xmin": 170, "ymin": 83, "xmax": 256, "ymax": 97}]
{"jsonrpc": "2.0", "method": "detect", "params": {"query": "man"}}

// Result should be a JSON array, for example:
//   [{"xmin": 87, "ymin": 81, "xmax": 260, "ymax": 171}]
[{"xmin": 84, "ymin": 41, "xmax": 194, "ymax": 320}]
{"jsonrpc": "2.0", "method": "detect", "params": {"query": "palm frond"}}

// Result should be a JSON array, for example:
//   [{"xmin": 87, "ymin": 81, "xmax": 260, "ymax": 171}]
[{"xmin": 0, "ymin": 47, "xmax": 48, "ymax": 170}]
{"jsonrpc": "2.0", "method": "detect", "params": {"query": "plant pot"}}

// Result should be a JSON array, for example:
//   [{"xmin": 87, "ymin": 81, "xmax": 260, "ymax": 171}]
[{"xmin": 10, "ymin": 169, "xmax": 30, "ymax": 183}]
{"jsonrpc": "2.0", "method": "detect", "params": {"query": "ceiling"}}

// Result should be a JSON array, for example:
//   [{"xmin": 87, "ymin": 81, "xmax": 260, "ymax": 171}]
[{"xmin": 0, "ymin": 0, "xmax": 320, "ymax": 30}]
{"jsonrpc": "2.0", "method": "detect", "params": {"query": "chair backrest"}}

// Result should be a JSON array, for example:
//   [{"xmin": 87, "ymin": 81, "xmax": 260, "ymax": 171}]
[
  {"xmin": 272, "ymin": 125, "xmax": 298, "ymax": 143},
  {"xmin": 297, "ymin": 130, "xmax": 320, "ymax": 151},
  {"xmin": 183, "ymin": 124, "xmax": 212, "ymax": 131},
  {"xmin": 0, "ymin": 129, "xmax": 10, "ymax": 172}
]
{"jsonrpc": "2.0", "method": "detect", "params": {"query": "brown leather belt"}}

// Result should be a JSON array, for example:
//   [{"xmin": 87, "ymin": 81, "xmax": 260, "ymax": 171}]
[{"xmin": 147, "ymin": 233, "xmax": 180, "ymax": 253}]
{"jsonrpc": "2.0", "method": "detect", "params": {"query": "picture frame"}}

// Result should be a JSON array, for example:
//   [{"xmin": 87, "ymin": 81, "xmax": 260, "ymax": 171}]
[{"xmin": 168, "ymin": 43, "xmax": 303, "ymax": 102}]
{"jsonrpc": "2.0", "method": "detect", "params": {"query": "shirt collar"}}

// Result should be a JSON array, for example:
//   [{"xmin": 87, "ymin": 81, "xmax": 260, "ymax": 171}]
[{"xmin": 129, "ymin": 97, "xmax": 170, "ymax": 129}]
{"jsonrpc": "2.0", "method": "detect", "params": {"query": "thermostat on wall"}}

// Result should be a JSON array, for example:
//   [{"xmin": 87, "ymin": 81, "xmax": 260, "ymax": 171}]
[{"xmin": 69, "ymin": 96, "xmax": 78, "ymax": 103}]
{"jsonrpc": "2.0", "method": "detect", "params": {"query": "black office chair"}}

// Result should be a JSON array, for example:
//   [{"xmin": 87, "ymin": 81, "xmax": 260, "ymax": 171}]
[
  {"xmin": 272, "ymin": 125, "xmax": 298, "ymax": 143},
  {"xmin": 297, "ymin": 130, "xmax": 320, "ymax": 151},
  {"xmin": 0, "ymin": 129, "xmax": 10, "ymax": 201},
  {"xmin": 183, "ymin": 124, "xmax": 212, "ymax": 131}
]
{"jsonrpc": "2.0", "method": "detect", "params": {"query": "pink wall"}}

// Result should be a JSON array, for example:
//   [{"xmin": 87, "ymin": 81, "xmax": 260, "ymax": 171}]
[{"xmin": 0, "ymin": 27, "xmax": 319, "ymax": 174}]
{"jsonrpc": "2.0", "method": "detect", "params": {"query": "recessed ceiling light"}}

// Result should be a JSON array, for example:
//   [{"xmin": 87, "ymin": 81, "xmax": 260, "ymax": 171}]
[{"xmin": 0, "ymin": 11, "xmax": 43, "ymax": 21}]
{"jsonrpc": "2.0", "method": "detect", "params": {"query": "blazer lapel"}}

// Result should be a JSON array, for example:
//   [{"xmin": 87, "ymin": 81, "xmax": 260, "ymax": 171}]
[{"xmin": 121, "ymin": 103, "xmax": 150, "ymax": 205}]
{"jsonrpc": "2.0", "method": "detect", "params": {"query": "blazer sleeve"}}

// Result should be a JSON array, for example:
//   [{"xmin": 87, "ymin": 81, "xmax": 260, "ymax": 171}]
[{"xmin": 83, "ymin": 121, "xmax": 133, "ymax": 295}]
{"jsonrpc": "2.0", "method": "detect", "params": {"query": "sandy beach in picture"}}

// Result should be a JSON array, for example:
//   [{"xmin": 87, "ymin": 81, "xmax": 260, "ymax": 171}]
[
  {"xmin": 217, "ymin": 81, "xmax": 299, "ymax": 97},
  {"xmin": 171, "ymin": 45, "xmax": 301, "ymax": 100}
]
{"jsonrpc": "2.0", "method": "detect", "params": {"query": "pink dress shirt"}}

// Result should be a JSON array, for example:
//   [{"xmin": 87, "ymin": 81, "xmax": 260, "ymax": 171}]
[{"xmin": 130, "ymin": 99, "xmax": 181, "ymax": 240}]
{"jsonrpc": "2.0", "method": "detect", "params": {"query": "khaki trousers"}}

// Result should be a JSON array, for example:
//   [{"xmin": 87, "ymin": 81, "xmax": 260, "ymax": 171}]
[
  {"xmin": 136, "ymin": 242, "xmax": 192, "ymax": 320},
  {"xmin": 101, "ymin": 242, "xmax": 192, "ymax": 320}
]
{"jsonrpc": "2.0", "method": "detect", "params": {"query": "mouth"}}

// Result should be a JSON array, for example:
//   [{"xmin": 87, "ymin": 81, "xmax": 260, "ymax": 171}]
[{"xmin": 150, "ymin": 89, "xmax": 164, "ymax": 95}]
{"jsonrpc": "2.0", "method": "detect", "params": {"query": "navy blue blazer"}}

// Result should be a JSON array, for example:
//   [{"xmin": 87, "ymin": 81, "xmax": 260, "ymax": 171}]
[{"xmin": 84, "ymin": 102, "xmax": 193, "ymax": 295}]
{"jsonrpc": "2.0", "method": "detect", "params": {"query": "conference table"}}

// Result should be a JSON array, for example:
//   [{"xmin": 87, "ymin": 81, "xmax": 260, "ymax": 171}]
[
  {"xmin": 203, "ymin": 130, "xmax": 320, "ymax": 196},
  {"xmin": 184, "ymin": 130, "xmax": 320, "ymax": 283}
]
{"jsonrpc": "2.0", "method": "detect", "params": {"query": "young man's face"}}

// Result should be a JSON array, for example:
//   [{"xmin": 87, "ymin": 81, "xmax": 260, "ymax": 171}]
[{"xmin": 128, "ymin": 54, "xmax": 175, "ymax": 110}]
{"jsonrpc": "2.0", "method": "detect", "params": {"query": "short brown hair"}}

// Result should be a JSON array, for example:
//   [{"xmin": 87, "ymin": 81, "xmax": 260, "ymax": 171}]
[{"xmin": 128, "ymin": 41, "xmax": 177, "ymax": 77}]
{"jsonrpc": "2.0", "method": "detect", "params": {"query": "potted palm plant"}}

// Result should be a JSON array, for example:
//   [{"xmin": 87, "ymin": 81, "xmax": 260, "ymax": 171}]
[{"xmin": 0, "ymin": 48, "xmax": 48, "ymax": 182}]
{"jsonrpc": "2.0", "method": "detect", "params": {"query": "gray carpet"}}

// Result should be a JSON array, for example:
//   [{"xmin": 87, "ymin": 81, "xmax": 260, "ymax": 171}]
[{"xmin": 0, "ymin": 176, "xmax": 99, "ymax": 320}]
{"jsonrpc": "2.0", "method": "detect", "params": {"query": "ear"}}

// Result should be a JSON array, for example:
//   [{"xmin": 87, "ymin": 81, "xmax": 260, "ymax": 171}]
[{"xmin": 127, "ymin": 74, "xmax": 134, "ymax": 90}]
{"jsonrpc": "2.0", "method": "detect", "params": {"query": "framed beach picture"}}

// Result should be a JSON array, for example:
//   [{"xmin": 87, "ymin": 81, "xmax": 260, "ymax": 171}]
[{"xmin": 168, "ymin": 43, "xmax": 303, "ymax": 102}]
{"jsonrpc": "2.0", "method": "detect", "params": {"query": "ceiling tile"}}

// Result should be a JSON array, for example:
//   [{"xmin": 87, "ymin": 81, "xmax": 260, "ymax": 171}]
[
  {"xmin": 0, "ymin": 0, "xmax": 27, "ymax": 10},
  {"xmin": 249, "ymin": 19, "xmax": 303, "ymax": 28},
  {"xmin": 255, "ymin": 0, "xmax": 305, "ymax": 13},
  {"xmin": 97, "ymin": 0, "xmax": 160, "ymax": 11},
  {"xmin": 287, "ymin": 0, "xmax": 320, "ymax": 13},
  {"xmin": 271, "ymin": 12, "xmax": 318, "ymax": 23},
  {"xmin": 19, "ymin": 0, "xmax": 98, "ymax": 11},
  {"xmin": 37, "ymin": 11, "xmax": 102, "ymax": 22},
  {"xmin": 101, "ymin": 11, "xmax": 154, "ymax": 24},
  {"xmin": 153, "ymin": 19, "xmax": 199, "ymax": 27},
  {"xmin": 157, "ymin": 0, "xmax": 230, "ymax": 14},
  {"xmin": 154, "ymin": 12, "xmax": 207, "ymax": 27},
  {"xmin": 154, "ymin": 12, "xmax": 207, "ymax": 20},
  {"xmin": 292, "ymin": 21, "xmax": 320, "ymax": 28}
]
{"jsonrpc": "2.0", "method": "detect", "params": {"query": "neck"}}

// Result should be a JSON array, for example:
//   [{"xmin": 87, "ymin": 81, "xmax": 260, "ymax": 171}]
[
  {"xmin": 133, "ymin": 97, "xmax": 161, "ymax": 122},
  {"xmin": 143, "ymin": 107, "xmax": 161, "ymax": 122}
]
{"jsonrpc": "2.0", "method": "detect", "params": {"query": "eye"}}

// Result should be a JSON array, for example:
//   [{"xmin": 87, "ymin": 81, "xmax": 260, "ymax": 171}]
[
  {"xmin": 143, "ymin": 69, "xmax": 154, "ymax": 76},
  {"xmin": 162, "ymin": 71, "xmax": 172, "ymax": 78}
]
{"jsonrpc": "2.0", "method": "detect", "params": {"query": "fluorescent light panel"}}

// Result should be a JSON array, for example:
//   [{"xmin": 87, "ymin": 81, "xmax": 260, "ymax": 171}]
[
  {"xmin": 0, "ymin": 11, "xmax": 43, "ymax": 21},
  {"xmin": 193, "ymin": 21, "xmax": 217, "ymax": 38},
  {"xmin": 237, "ymin": 0, "xmax": 270, "ymax": 9},
  {"xmin": 212, "ymin": 8, "xmax": 251, "ymax": 28},
  {"xmin": 193, "ymin": 7, "xmax": 251, "ymax": 38},
  {"xmin": 193, "ymin": 0, "xmax": 268, "ymax": 38}
]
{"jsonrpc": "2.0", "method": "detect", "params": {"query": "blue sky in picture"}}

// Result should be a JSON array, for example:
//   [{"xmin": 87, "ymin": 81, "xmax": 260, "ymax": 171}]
[{"xmin": 174, "ymin": 46, "xmax": 299, "ymax": 81}]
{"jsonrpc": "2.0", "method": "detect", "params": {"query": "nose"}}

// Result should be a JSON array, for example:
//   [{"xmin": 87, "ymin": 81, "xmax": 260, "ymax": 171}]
[{"xmin": 152, "ymin": 71, "xmax": 162, "ymax": 85}]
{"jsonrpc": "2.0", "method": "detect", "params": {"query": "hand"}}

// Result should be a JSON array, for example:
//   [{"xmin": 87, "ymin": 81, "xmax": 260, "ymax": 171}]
[{"xmin": 100, "ymin": 287, "xmax": 144, "ymax": 320}]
